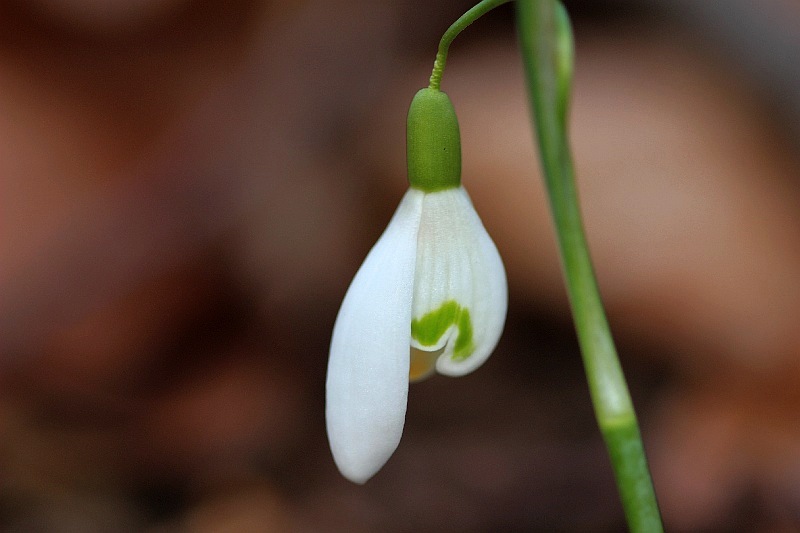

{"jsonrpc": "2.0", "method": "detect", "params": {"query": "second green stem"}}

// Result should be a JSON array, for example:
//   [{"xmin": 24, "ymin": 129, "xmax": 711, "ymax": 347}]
[{"xmin": 516, "ymin": 1, "xmax": 663, "ymax": 531}]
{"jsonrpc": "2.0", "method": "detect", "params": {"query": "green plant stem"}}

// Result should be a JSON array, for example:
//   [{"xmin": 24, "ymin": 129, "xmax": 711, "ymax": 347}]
[
  {"xmin": 429, "ymin": 0, "xmax": 514, "ymax": 91},
  {"xmin": 515, "ymin": 1, "xmax": 663, "ymax": 531}
]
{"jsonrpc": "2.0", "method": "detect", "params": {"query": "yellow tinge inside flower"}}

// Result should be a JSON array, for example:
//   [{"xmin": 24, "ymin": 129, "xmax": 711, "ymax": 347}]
[{"xmin": 409, "ymin": 346, "xmax": 444, "ymax": 382}]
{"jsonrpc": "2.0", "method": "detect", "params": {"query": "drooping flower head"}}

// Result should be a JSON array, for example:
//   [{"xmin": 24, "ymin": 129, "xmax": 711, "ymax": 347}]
[{"xmin": 326, "ymin": 87, "xmax": 507, "ymax": 483}]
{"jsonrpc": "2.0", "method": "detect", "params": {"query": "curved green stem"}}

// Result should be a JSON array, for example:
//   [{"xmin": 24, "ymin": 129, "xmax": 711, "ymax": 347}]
[
  {"xmin": 429, "ymin": 0, "xmax": 514, "ymax": 91},
  {"xmin": 515, "ymin": 1, "xmax": 663, "ymax": 531}
]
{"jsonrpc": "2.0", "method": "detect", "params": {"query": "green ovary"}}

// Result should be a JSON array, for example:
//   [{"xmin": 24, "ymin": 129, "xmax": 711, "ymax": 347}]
[{"xmin": 410, "ymin": 300, "xmax": 474, "ymax": 361}]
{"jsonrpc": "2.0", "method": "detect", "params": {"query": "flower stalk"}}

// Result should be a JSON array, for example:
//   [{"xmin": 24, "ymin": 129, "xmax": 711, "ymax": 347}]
[
  {"xmin": 429, "ymin": 0, "xmax": 514, "ymax": 91},
  {"xmin": 516, "ymin": 1, "xmax": 663, "ymax": 530}
]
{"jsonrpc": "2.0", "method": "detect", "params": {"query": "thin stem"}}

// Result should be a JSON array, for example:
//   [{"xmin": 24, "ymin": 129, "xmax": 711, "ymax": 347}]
[
  {"xmin": 515, "ymin": 1, "xmax": 663, "ymax": 531},
  {"xmin": 429, "ymin": 0, "xmax": 514, "ymax": 91}
]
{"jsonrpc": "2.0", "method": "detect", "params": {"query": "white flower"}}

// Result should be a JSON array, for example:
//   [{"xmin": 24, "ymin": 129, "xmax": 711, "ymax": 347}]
[
  {"xmin": 326, "ymin": 185, "xmax": 507, "ymax": 484},
  {"xmin": 325, "ymin": 87, "xmax": 507, "ymax": 484}
]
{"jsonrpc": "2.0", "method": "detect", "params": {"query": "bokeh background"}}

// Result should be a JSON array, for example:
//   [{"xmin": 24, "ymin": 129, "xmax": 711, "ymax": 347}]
[{"xmin": 2, "ymin": 0, "xmax": 800, "ymax": 531}]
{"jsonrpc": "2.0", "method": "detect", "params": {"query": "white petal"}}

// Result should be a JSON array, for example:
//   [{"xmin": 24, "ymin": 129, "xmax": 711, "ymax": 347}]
[
  {"xmin": 326, "ymin": 188, "xmax": 424, "ymax": 483},
  {"xmin": 410, "ymin": 187, "xmax": 507, "ymax": 377}
]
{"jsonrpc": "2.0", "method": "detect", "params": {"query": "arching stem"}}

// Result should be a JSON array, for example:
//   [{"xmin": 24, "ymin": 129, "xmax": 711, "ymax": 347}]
[{"xmin": 429, "ymin": 0, "xmax": 514, "ymax": 91}]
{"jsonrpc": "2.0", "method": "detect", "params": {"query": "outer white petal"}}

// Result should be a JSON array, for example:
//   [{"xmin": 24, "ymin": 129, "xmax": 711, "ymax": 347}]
[
  {"xmin": 410, "ymin": 186, "xmax": 507, "ymax": 377},
  {"xmin": 325, "ymin": 188, "xmax": 423, "ymax": 483}
]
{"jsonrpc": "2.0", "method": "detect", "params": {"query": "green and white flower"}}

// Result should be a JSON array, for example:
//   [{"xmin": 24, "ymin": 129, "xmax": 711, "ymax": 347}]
[{"xmin": 326, "ymin": 88, "xmax": 507, "ymax": 484}]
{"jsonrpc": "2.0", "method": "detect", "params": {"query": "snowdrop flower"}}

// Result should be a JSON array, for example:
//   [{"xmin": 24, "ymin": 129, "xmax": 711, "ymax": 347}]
[{"xmin": 326, "ymin": 88, "xmax": 507, "ymax": 483}]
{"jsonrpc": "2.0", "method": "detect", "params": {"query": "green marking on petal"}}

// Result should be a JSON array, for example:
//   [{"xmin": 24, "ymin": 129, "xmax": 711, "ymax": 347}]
[{"xmin": 411, "ymin": 300, "xmax": 474, "ymax": 361}]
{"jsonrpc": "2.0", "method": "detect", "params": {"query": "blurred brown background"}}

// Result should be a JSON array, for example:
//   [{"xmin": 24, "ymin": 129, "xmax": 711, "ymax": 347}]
[{"xmin": 2, "ymin": 0, "xmax": 800, "ymax": 531}]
